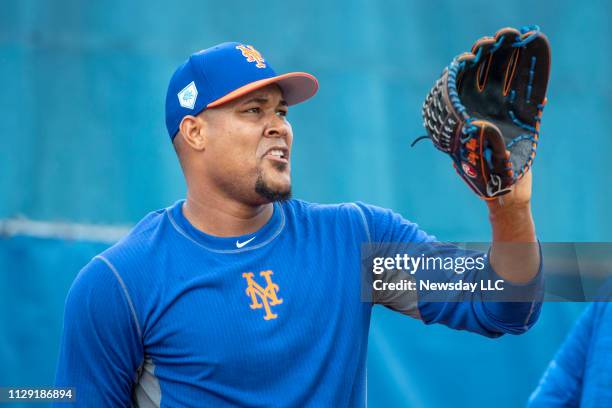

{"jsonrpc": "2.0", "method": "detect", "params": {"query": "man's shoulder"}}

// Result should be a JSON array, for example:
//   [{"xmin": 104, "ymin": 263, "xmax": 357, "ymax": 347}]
[
  {"xmin": 284, "ymin": 199, "xmax": 391, "ymax": 226},
  {"xmin": 284, "ymin": 198, "xmax": 372, "ymax": 217},
  {"xmin": 282, "ymin": 199, "xmax": 379, "ymax": 237},
  {"xmin": 284, "ymin": 199, "xmax": 433, "ymax": 243},
  {"xmin": 96, "ymin": 204, "xmax": 175, "ymax": 271},
  {"xmin": 70, "ymin": 204, "xmax": 180, "ymax": 325}
]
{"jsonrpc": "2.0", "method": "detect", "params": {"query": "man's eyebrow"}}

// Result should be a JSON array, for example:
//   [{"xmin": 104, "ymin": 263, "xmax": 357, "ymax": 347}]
[{"xmin": 240, "ymin": 96, "xmax": 288, "ymax": 107}]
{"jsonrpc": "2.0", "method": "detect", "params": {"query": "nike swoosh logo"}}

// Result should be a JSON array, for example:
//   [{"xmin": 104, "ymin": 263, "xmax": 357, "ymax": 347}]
[{"xmin": 236, "ymin": 236, "xmax": 256, "ymax": 248}]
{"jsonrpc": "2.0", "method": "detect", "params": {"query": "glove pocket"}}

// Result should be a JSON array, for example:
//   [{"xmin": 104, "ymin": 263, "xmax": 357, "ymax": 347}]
[{"xmin": 454, "ymin": 120, "xmax": 514, "ymax": 199}]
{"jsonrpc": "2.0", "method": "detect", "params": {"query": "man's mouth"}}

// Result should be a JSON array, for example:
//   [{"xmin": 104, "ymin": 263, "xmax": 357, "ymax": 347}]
[{"xmin": 263, "ymin": 147, "xmax": 289, "ymax": 164}]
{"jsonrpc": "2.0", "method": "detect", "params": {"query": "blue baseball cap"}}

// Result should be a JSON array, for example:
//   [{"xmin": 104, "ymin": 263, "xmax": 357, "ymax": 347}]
[{"xmin": 165, "ymin": 42, "xmax": 319, "ymax": 140}]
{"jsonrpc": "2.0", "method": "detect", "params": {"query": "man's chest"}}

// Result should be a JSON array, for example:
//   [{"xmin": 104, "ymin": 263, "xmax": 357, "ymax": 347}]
[{"xmin": 141, "ymin": 242, "xmax": 368, "ymax": 383}]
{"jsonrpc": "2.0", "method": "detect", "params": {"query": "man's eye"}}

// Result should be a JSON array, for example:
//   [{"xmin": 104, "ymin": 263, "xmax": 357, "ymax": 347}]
[
  {"xmin": 245, "ymin": 107, "xmax": 260, "ymax": 113},
  {"xmin": 276, "ymin": 110, "xmax": 288, "ymax": 117}
]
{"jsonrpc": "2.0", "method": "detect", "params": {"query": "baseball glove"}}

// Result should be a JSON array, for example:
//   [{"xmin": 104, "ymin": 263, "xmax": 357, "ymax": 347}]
[{"xmin": 417, "ymin": 26, "xmax": 551, "ymax": 199}]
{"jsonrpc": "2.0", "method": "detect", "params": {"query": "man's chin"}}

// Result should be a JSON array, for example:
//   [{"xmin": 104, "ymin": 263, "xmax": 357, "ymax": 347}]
[{"xmin": 254, "ymin": 176, "xmax": 291, "ymax": 202}]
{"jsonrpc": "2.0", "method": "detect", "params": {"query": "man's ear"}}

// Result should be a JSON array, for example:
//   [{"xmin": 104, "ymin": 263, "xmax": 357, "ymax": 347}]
[{"xmin": 178, "ymin": 115, "xmax": 207, "ymax": 151}]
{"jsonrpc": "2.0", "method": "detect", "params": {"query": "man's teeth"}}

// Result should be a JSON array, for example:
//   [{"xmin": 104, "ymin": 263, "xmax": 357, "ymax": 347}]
[{"xmin": 268, "ymin": 150, "xmax": 285, "ymax": 158}]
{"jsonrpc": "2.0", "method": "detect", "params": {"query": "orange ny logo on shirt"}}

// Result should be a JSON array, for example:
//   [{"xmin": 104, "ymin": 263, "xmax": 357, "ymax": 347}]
[
  {"xmin": 242, "ymin": 270, "xmax": 282, "ymax": 320},
  {"xmin": 235, "ymin": 45, "xmax": 267, "ymax": 68}
]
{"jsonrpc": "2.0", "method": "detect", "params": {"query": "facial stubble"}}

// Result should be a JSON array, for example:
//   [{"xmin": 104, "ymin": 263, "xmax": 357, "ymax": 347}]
[{"xmin": 254, "ymin": 161, "xmax": 291, "ymax": 202}]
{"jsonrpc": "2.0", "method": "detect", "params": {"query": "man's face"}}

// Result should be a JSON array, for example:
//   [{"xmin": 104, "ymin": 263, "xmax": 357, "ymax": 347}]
[{"xmin": 198, "ymin": 84, "xmax": 293, "ymax": 205}]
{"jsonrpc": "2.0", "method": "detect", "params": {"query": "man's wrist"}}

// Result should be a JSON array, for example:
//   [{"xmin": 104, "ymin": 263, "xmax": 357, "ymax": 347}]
[
  {"xmin": 488, "ymin": 201, "xmax": 531, "ymax": 220},
  {"xmin": 487, "ymin": 196, "xmax": 531, "ymax": 216},
  {"xmin": 488, "ymin": 202, "xmax": 536, "ymax": 243}
]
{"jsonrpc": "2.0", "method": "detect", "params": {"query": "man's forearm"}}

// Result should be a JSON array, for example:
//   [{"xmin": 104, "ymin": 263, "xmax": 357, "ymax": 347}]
[{"xmin": 488, "ymin": 203, "xmax": 540, "ymax": 284}]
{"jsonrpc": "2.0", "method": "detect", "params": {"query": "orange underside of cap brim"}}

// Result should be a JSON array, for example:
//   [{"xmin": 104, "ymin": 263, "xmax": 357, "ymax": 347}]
[{"xmin": 206, "ymin": 72, "xmax": 319, "ymax": 108}]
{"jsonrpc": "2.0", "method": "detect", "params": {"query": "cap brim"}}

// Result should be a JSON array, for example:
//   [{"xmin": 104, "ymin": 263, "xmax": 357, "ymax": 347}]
[{"xmin": 206, "ymin": 72, "xmax": 318, "ymax": 108}]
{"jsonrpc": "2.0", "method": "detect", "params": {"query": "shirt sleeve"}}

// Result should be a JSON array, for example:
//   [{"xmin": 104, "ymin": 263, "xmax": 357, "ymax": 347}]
[
  {"xmin": 53, "ymin": 256, "xmax": 143, "ymax": 407},
  {"xmin": 354, "ymin": 201, "xmax": 543, "ymax": 338},
  {"xmin": 527, "ymin": 304, "xmax": 596, "ymax": 407}
]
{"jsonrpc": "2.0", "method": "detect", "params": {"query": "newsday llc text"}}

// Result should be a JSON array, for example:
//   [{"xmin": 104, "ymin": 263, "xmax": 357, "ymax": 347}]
[{"xmin": 370, "ymin": 253, "xmax": 504, "ymax": 293}]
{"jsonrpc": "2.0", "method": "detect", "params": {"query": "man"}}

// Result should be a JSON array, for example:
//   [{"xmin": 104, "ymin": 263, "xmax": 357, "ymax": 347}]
[
  {"xmin": 55, "ymin": 42, "xmax": 543, "ymax": 407},
  {"xmin": 528, "ymin": 301, "xmax": 612, "ymax": 407}
]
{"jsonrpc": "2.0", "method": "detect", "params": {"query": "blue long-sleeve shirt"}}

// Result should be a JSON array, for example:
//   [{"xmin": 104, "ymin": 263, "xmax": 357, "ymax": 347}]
[
  {"xmin": 529, "ymin": 302, "xmax": 612, "ymax": 407},
  {"xmin": 55, "ymin": 199, "xmax": 542, "ymax": 407}
]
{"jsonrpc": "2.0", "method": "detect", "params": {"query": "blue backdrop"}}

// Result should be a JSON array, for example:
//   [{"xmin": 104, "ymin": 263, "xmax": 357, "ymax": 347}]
[{"xmin": 1, "ymin": 0, "xmax": 610, "ymax": 406}]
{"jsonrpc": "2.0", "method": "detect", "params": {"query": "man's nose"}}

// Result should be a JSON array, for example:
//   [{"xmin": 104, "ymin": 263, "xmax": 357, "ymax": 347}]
[{"xmin": 264, "ymin": 115, "xmax": 289, "ymax": 139}]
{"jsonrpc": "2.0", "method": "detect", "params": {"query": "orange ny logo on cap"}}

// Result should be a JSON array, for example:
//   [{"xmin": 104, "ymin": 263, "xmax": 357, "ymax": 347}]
[{"xmin": 235, "ymin": 44, "xmax": 266, "ymax": 68}]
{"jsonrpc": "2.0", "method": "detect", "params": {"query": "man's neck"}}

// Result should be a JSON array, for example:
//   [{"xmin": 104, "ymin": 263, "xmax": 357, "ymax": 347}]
[{"xmin": 182, "ymin": 192, "xmax": 274, "ymax": 237}]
